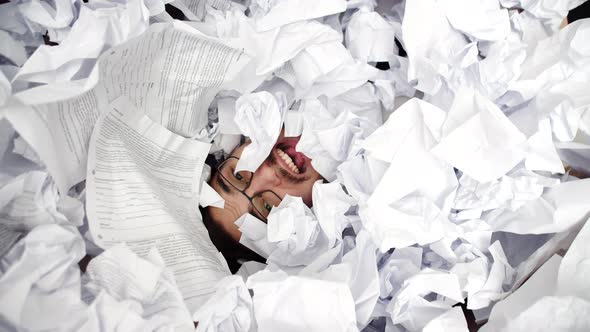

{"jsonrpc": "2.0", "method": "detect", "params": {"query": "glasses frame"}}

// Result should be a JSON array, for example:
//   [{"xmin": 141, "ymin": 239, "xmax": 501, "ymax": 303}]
[{"xmin": 215, "ymin": 156, "xmax": 282, "ymax": 222}]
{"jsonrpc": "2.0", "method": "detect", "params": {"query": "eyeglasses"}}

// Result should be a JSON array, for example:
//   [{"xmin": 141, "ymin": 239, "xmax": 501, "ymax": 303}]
[{"xmin": 215, "ymin": 156, "xmax": 282, "ymax": 221}]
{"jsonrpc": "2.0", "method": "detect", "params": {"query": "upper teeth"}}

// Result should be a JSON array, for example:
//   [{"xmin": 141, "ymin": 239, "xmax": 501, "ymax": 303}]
[{"xmin": 277, "ymin": 149, "xmax": 300, "ymax": 174}]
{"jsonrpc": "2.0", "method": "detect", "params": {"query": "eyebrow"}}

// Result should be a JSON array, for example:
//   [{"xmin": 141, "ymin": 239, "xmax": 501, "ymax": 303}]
[{"xmin": 215, "ymin": 173, "xmax": 233, "ymax": 194}]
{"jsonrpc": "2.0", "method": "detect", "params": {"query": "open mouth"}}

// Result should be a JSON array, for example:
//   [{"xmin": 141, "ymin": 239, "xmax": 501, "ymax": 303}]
[{"xmin": 274, "ymin": 142, "xmax": 308, "ymax": 176}]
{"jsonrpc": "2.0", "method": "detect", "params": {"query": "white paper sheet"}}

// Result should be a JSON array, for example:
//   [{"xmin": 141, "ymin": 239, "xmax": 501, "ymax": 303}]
[
  {"xmin": 466, "ymin": 241, "xmax": 514, "ymax": 310},
  {"xmin": 481, "ymin": 254, "xmax": 562, "ymax": 332},
  {"xmin": 341, "ymin": 230, "xmax": 380, "ymax": 327},
  {"xmin": 440, "ymin": 0, "xmax": 510, "ymax": 41},
  {"xmin": 359, "ymin": 98, "xmax": 458, "ymax": 251},
  {"xmin": 401, "ymin": 0, "xmax": 469, "ymax": 95},
  {"xmin": 312, "ymin": 181, "xmax": 356, "ymax": 247},
  {"xmin": 297, "ymin": 99, "xmax": 378, "ymax": 181},
  {"xmin": 217, "ymin": 97, "xmax": 241, "ymax": 135},
  {"xmin": 252, "ymin": 0, "xmax": 347, "ymax": 32},
  {"xmin": 0, "ymin": 30, "xmax": 28, "ymax": 67},
  {"xmin": 235, "ymin": 213, "xmax": 275, "ymax": 258},
  {"xmin": 98, "ymin": 22, "xmax": 252, "ymax": 137},
  {"xmin": 82, "ymin": 244, "xmax": 194, "ymax": 332},
  {"xmin": 290, "ymin": 41, "xmax": 353, "ymax": 91},
  {"xmin": 12, "ymin": 0, "xmax": 150, "ymax": 104},
  {"xmin": 422, "ymin": 307, "xmax": 468, "ymax": 332},
  {"xmin": 0, "ymin": 71, "xmax": 10, "ymax": 107},
  {"xmin": 500, "ymin": 0, "xmax": 586, "ymax": 30},
  {"xmin": 234, "ymin": 91, "xmax": 284, "ymax": 173},
  {"xmin": 86, "ymin": 97, "xmax": 229, "ymax": 313},
  {"xmin": 326, "ymin": 82, "xmax": 384, "ymax": 126},
  {"xmin": 345, "ymin": 7, "xmax": 396, "ymax": 62},
  {"xmin": 524, "ymin": 118, "xmax": 566, "ymax": 173},
  {"xmin": 4, "ymin": 87, "xmax": 108, "ymax": 194},
  {"xmin": 556, "ymin": 216, "xmax": 590, "ymax": 300},
  {"xmin": 193, "ymin": 275, "xmax": 254, "ymax": 332},
  {"xmin": 499, "ymin": 296, "xmax": 590, "ymax": 331},
  {"xmin": 432, "ymin": 91, "xmax": 527, "ymax": 183},
  {"xmin": 499, "ymin": 19, "xmax": 590, "ymax": 110},
  {"xmin": 388, "ymin": 268, "xmax": 464, "ymax": 331},
  {"xmin": 336, "ymin": 153, "xmax": 389, "ymax": 202},
  {"xmin": 215, "ymin": 10, "xmax": 342, "ymax": 77},
  {"xmin": 453, "ymin": 165, "xmax": 560, "ymax": 214},
  {"xmin": 246, "ymin": 269, "xmax": 359, "ymax": 332},
  {"xmin": 0, "ymin": 224, "xmax": 22, "ymax": 257},
  {"xmin": 0, "ymin": 224, "xmax": 85, "ymax": 331},
  {"xmin": 200, "ymin": 182, "xmax": 225, "ymax": 208},
  {"xmin": 558, "ymin": 141, "xmax": 590, "ymax": 176},
  {"xmin": 296, "ymin": 60, "xmax": 378, "ymax": 99},
  {"xmin": 484, "ymin": 179, "xmax": 590, "ymax": 234},
  {"xmin": 0, "ymin": 170, "xmax": 83, "ymax": 230},
  {"xmin": 378, "ymin": 247, "xmax": 423, "ymax": 299}
]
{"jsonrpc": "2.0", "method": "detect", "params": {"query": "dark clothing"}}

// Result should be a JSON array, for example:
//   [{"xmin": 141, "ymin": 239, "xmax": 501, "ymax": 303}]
[{"xmin": 200, "ymin": 206, "xmax": 265, "ymax": 273}]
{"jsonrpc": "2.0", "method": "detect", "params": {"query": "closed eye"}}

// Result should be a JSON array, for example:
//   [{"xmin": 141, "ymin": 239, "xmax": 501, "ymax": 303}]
[{"xmin": 216, "ymin": 174, "xmax": 232, "ymax": 194}]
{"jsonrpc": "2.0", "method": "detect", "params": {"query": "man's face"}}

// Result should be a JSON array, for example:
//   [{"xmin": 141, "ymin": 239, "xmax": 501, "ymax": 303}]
[{"xmin": 207, "ymin": 129, "xmax": 323, "ymax": 241}]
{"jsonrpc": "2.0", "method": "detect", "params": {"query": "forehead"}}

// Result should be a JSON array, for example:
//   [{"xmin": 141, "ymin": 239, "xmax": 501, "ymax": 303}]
[{"xmin": 228, "ymin": 140, "xmax": 249, "ymax": 159}]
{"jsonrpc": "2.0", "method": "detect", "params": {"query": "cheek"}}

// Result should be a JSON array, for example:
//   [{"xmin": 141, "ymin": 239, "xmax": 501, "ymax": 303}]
[
  {"xmin": 300, "ymin": 181, "xmax": 317, "ymax": 206},
  {"xmin": 207, "ymin": 206, "xmax": 242, "ymax": 242},
  {"xmin": 303, "ymin": 176, "xmax": 323, "ymax": 206}
]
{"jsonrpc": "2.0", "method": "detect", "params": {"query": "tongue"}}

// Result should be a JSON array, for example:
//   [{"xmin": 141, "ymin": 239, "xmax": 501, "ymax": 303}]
[{"xmin": 283, "ymin": 146, "xmax": 305, "ymax": 170}]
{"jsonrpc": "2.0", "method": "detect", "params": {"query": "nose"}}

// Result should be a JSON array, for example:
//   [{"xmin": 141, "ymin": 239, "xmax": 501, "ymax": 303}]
[{"xmin": 244, "ymin": 163, "xmax": 281, "ymax": 197}]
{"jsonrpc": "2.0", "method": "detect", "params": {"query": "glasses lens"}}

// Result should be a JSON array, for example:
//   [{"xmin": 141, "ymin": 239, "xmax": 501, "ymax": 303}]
[
  {"xmin": 220, "ymin": 158, "xmax": 252, "ymax": 191},
  {"xmin": 252, "ymin": 191, "xmax": 282, "ymax": 219}
]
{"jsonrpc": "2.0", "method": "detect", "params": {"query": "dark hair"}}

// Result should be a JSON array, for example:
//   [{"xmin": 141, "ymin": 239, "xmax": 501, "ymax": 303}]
[
  {"xmin": 204, "ymin": 135, "xmax": 247, "ymax": 170},
  {"xmin": 205, "ymin": 152, "xmax": 223, "ymax": 171},
  {"xmin": 200, "ymin": 205, "xmax": 265, "ymax": 274}
]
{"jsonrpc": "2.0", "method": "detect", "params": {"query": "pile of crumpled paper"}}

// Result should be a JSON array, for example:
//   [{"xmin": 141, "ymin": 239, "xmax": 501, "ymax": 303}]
[{"xmin": 1, "ymin": 0, "xmax": 590, "ymax": 331}]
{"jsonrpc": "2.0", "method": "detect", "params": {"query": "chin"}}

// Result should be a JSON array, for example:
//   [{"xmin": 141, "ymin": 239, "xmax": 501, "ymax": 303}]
[
  {"xmin": 302, "ymin": 193, "xmax": 314, "ymax": 207},
  {"xmin": 206, "ymin": 206, "xmax": 242, "ymax": 242}
]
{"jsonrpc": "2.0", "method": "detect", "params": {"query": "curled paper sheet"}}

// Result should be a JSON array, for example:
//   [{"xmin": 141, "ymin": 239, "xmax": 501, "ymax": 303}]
[
  {"xmin": 432, "ymin": 91, "xmax": 528, "ymax": 183},
  {"xmin": 193, "ymin": 275, "xmax": 254, "ymax": 332},
  {"xmin": 341, "ymin": 230, "xmax": 380, "ymax": 327},
  {"xmin": 500, "ymin": 296, "xmax": 590, "ymax": 332},
  {"xmin": 237, "ymin": 195, "xmax": 337, "ymax": 270},
  {"xmin": 82, "ymin": 244, "xmax": 194, "ymax": 332},
  {"xmin": 11, "ymin": 0, "xmax": 151, "ymax": 104},
  {"xmin": 297, "ymin": 99, "xmax": 378, "ymax": 181},
  {"xmin": 388, "ymin": 268, "xmax": 464, "ymax": 331},
  {"xmin": 483, "ymin": 179, "xmax": 590, "ymax": 234},
  {"xmin": 556, "ymin": 217, "xmax": 590, "ymax": 300},
  {"xmin": 481, "ymin": 217, "xmax": 590, "ymax": 331},
  {"xmin": 360, "ymin": 98, "xmax": 458, "ymax": 251},
  {"xmin": 500, "ymin": 0, "xmax": 586, "ymax": 30},
  {"xmin": 422, "ymin": 307, "xmax": 469, "ymax": 332},
  {"xmin": 439, "ymin": 0, "xmax": 510, "ymax": 41},
  {"xmin": 251, "ymin": 0, "xmax": 347, "ymax": 32},
  {"xmin": 246, "ymin": 269, "xmax": 359, "ymax": 332},
  {"xmin": 265, "ymin": 195, "xmax": 330, "ymax": 267},
  {"xmin": 345, "ymin": 7, "xmax": 397, "ymax": 62},
  {"xmin": 234, "ymin": 91, "xmax": 284, "ymax": 173},
  {"xmin": 480, "ymin": 254, "xmax": 562, "ymax": 332},
  {"xmin": 312, "ymin": 181, "xmax": 357, "ymax": 248},
  {"xmin": 0, "ymin": 224, "xmax": 85, "ymax": 331},
  {"xmin": 200, "ymin": 182, "xmax": 225, "ymax": 209}
]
